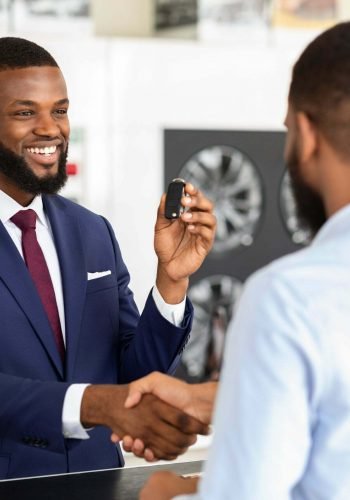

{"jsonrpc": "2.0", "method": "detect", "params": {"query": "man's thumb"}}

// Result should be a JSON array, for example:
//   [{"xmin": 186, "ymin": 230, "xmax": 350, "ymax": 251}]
[{"xmin": 124, "ymin": 390, "xmax": 143, "ymax": 408}]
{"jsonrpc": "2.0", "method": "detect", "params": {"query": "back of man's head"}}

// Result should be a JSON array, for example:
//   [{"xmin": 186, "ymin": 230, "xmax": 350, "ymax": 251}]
[
  {"xmin": 289, "ymin": 22, "xmax": 350, "ymax": 159},
  {"xmin": 0, "ymin": 37, "xmax": 58, "ymax": 71}
]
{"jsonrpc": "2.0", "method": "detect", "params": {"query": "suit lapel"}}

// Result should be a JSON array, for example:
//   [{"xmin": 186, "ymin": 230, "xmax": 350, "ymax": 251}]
[
  {"xmin": 0, "ymin": 221, "xmax": 64, "ymax": 378},
  {"xmin": 43, "ymin": 195, "xmax": 87, "ymax": 380}
]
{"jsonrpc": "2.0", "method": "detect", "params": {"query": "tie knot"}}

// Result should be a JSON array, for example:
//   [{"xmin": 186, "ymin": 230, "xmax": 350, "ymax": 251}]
[{"xmin": 11, "ymin": 209, "xmax": 37, "ymax": 232}]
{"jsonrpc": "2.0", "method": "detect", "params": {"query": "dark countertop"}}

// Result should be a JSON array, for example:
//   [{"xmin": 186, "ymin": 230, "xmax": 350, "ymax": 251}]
[{"xmin": 0, "ymin": 460, "xmax": 203, "ymax": 500}]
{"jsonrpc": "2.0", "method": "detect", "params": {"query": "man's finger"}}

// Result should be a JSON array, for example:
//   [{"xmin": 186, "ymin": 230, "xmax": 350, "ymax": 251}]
[
  {"xmin": 144, "ymin": 448, "xmax": 157, "ymax": 462},
  {"xmin": 110, "ymin": 433, "xmax": 120, "ymax": 443},
  {"xmin": 121, "ymin": 435, "xmax": 135, "ymax": 452},
  {"xmin": 132, "ymin": 438, "xmax": 146, "ymax": 453},
  {"xmin": 182, "ymin": 184, "xmax": 214, "ymax": 213},
  {"xmin": 158, "ymin": 403, "xmax": 209, "ymax": 436}
]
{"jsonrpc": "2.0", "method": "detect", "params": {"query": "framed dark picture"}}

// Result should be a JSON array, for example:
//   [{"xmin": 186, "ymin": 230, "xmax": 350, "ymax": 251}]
[{"xmin": 155, "ymin": 0, "xmax": 198, "ymax": 30}]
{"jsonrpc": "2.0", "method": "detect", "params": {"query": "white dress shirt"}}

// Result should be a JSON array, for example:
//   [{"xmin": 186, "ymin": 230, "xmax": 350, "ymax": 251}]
[
  {"xmin": 0, "ymin": 190, "xmax": 185, "ymax": 439},
  {"xmin": 175, "ymin": 204, "xmax": 350, "ymax": 500}
]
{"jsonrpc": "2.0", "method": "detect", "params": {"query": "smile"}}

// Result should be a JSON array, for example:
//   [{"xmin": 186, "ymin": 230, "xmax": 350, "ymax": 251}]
[{"xmin": 26, "ymin": 145, "xmax": 57, "ymax": 155}]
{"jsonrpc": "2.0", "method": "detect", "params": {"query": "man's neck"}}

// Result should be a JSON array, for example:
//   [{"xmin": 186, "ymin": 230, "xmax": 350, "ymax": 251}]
[{"xmin": 0, "ymin": 175, "xmax": 35, "ymax": 207}]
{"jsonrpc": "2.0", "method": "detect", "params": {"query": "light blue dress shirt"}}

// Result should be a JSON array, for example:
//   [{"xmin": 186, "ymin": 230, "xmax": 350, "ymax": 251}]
[{"xmin": 175, "ymin": 204, "xmax": 350, "ymax": 500}]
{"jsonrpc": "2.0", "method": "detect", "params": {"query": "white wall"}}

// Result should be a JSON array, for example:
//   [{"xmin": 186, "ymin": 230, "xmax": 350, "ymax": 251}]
[{"xmin": 17, "ymin": 27, "xmax": 320, "ymax": 309}]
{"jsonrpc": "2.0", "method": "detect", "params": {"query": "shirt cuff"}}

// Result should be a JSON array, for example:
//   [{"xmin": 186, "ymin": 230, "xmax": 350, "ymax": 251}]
[
  {"xmin": 152, "ymin": 284, "xmax": 186, "ymax": 327},
  {"xmin": 62, "ymin": 384, "xmax": 91, "ymax": 440}
]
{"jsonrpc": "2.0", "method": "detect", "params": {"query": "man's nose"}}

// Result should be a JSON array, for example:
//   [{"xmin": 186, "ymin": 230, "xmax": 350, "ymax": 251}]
[{"xmin": 33, "ymin": 114, "xmax": 60, "ymax": 137}]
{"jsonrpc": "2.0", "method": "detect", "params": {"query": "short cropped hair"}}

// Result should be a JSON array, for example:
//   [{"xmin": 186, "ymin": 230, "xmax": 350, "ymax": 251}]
[
  {"xmin": 0, "ymin": 37, "xmax": 58, "ymax": 71},
  {"xmin": 289, "ymin": 22, "xmax": 350, "ymax": 159}
]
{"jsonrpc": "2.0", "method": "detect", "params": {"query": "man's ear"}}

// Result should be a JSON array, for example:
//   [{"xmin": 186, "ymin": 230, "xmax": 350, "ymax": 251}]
[{"xmin": 296, "ymin": 111, "xmax": 318, "ymax": 163}]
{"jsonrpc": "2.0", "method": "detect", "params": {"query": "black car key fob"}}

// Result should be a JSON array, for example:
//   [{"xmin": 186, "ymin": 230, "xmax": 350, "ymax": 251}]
[{"xmin": 165, "ymin": 178, "xmax": 186, "ymax": 219}]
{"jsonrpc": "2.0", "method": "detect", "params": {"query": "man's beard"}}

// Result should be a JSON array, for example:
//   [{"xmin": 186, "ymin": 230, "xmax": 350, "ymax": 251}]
[
  {"xmin": 0, "ymin": 142, "xmax": 68, "ymax": 195},
  {"xmin": 286, "ymin": 143, "xmax": 327, "ymax": 237}
]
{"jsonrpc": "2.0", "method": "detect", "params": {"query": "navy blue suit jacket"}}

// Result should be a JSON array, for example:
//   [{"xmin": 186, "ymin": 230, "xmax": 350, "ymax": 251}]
[{"xmin": 0, "ymin": 194, "xmax": 192, "ymax": 479}]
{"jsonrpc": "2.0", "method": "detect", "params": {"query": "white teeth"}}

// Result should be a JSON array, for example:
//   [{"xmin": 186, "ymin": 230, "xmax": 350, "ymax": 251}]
[{"xmin": 27, "ymin": 145, "xmax": 57, "ymax": 155}]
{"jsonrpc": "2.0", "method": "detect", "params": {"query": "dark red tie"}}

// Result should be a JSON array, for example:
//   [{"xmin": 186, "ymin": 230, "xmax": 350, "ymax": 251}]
[{"xmin": 11, "ymin": 209, "xmax": 65, "ymax": 362}]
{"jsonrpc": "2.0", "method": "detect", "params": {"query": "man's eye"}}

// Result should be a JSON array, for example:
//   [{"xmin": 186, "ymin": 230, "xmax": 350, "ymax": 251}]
[
  {"xmin": 54, "ymin": 109, "xmax": 68, "ymax": 115},
  {"xmin": 15, "ymin": 110, "xmax": 34, "ymax": 117}
]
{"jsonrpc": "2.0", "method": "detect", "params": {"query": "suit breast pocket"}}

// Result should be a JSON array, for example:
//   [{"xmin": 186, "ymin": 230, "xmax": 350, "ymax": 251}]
[{"xmin": 86, "ymin": 274, "xmax": 118, "ymax": 294}]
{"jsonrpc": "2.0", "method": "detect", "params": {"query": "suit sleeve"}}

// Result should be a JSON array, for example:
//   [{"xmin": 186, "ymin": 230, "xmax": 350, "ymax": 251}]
[
  {"xmin": 0, "ymin": 374, "xmax": 70, "ymax": 454},
  {"xmin": 102, "ymin": 217, "xmax": 193, "ymax": 382}
]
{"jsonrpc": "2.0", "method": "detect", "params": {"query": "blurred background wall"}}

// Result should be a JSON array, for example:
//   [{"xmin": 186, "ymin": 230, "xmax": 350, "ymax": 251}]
[{"xmin": 0, "ymin": 0, "xmax": 346, "ymax": 320}]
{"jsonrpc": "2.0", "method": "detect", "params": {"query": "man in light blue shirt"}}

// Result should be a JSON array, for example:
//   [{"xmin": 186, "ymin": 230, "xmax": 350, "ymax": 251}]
[{"xmin": 127, "ymin": 21, "xmax": 350, "ymax": 500}]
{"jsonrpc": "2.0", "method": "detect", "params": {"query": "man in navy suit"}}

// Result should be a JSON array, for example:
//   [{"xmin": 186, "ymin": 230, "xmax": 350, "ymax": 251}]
[{"xmin": 0, "ymin": 37, "xmax": 216, "ymax": 479}]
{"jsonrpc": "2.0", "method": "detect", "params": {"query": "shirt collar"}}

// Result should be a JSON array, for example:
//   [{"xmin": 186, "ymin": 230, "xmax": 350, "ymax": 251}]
[
  {"xmin": 0, "ymin": 190, "xmax": 48, "ymax": 228},
  {"xmin": 312, "ymin": 203, "xmax": 350, "ymax": 247}
]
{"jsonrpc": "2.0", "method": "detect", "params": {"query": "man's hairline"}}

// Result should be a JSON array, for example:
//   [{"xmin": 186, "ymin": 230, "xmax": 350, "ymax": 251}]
[{"xmin": 0, "ymin": 64, "xmax": 60, "ymax": 74}]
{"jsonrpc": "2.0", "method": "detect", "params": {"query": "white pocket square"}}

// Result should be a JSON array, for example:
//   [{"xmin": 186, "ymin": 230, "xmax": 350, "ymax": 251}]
[{"xmin": 87, "ymin": 270, "xmax": 111, "ymax": 281}]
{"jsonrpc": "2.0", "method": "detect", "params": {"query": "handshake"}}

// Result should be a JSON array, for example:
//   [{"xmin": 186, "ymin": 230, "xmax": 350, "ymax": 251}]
[{"xmin": 81, "ymin": 372, "xmax": 217, "ymax": 461}]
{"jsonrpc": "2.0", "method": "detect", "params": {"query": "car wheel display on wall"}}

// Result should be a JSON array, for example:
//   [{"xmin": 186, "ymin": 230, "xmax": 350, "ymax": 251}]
[
  {"xmin": 175, "ymin": 274, "xmax": 243, "ymax": 382},
  {"xmin": 178, "ymin": 145, "xmax": 264, "ymax": 254},
  {"xmin": 164, "ymin": 129, "xmax": 299, "ymax": 382}
]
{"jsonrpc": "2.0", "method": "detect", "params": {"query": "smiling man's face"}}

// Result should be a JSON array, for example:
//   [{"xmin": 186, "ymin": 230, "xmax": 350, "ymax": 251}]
[{"xmin": 0, "ymin": 65, "xmax": 69, "ymax": 204}]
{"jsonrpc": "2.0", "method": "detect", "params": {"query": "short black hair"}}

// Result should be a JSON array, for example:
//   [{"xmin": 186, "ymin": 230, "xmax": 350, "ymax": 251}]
[
  {"xmin": 0, "ymin": 37, "xmax": 58, "ymax": 70},
  {"xmin": 289, "ymin": 22, "xmax": 350, "ymax": 159}
]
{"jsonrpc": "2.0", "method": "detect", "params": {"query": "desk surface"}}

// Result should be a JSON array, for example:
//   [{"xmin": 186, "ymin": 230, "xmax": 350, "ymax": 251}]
[{"xmin": 0, "ymin": 461, "xmax": 203, "ymax": 500}]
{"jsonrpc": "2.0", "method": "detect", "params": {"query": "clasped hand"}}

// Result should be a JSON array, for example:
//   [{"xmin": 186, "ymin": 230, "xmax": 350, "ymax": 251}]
[
  {"xmin": 110, "ymin": 373, "xmax": 216, "ymax": 462},
  {"xmin": 81, "ymin": 384, "xmax": 209, "ymax": 461}
]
